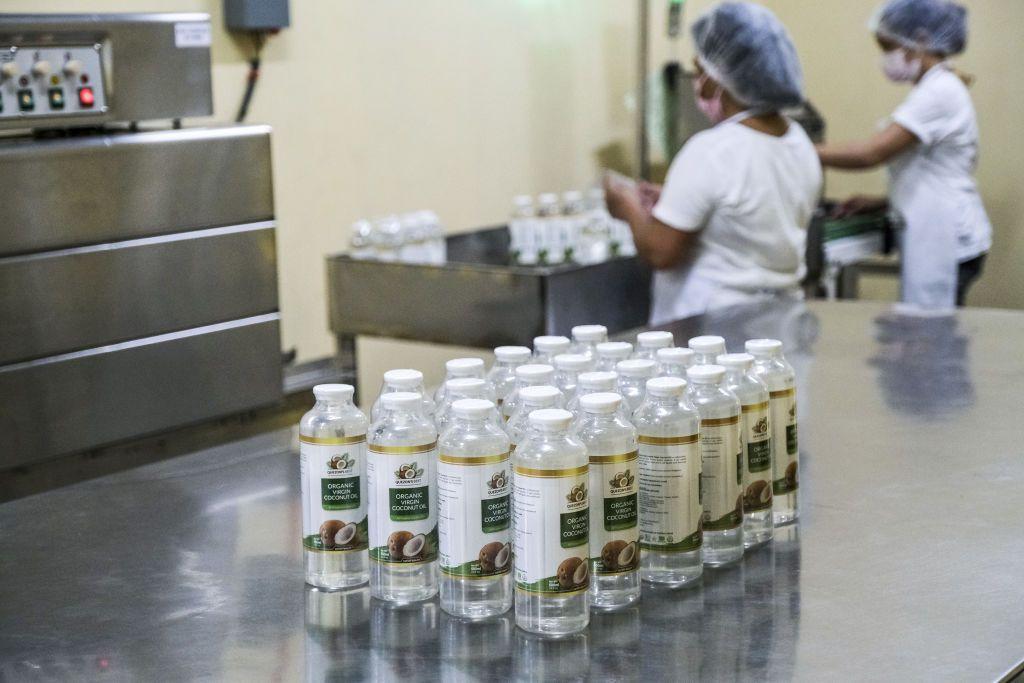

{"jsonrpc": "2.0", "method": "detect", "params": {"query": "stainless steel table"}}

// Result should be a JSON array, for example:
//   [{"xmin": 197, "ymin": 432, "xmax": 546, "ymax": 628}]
[{"xmin": 2, "ymin": 300, "xmax": 1023, "ymax": 682}]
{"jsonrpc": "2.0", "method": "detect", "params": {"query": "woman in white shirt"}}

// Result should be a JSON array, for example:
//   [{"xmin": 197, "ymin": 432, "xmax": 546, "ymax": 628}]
[
  {"xmin": 818, "ymin": 0, "xmax": 991, "ymax": 308},
  {"xmin": 605, "ymin": 2, "xmax": 822, "ymax": 325}
]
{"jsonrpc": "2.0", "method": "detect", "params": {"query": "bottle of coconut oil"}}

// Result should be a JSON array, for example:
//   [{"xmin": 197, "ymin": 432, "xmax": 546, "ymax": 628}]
[
  {"xmin": 746, "ymin": 339, "xmax": 799, "ymax": 526},
  {"xmin": 513, "ymin": 409, "xmax": 590, "ymax": 635},
  {"xmin": 634, "ymin": 377, "xmax": 703, "ymax": 587},
  {"xmin": 367, "ymin": 392, "xmax": 439, "ymax": 603},
  {"xmin": 687, "ymin": 365, "xmax": 744, "ymax": 566},
  {"xmin": 577, "ymin": 393, "xmax": 641, "ymax": 609},
  {"xmin": 300, "ymin": 384, "xmax": 370, "ymax": 589},
  {"xmin": 437, "ymin": 399, "xmax": 513, "ymax": 618},
  {"xmin": 718, "ymin": 353, "xmax": 774, "ymax": 548}
]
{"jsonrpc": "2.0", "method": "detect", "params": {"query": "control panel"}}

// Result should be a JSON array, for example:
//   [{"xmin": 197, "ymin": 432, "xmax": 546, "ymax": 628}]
[{"xmin": 0, "ymin": 45, "xmax": 107, "ymax": 121}]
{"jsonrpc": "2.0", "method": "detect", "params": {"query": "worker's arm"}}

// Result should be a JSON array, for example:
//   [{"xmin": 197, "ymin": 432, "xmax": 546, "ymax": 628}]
[
  {"xmin": 604, "ymin": 178, "xmax": 697, "ymax": 270},
  {"xmin": 816, "ymin": 122, "xmax": 918, "ymax": 170}
]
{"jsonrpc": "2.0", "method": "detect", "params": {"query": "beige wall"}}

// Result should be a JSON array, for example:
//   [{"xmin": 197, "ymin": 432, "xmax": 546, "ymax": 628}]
[{"xmin": 8, "ymin": 1, "xmax": 1023, "ymax": 400}]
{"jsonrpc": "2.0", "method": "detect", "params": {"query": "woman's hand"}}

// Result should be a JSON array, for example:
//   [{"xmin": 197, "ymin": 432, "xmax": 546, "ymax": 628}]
[
  {"xmin": 832, "ymin": 195, "xmax": 889, "ymax": 218},
  {"xmin": 638, "ymin": 181, "xmax": 663, "ymax": 212},
  {"xmin": 603, "ymin": 173, "xmax": 642, "ymax": 221}
]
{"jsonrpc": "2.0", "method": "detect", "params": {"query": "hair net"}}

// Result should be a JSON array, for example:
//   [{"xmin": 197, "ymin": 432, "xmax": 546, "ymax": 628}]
[
  {"xmin": 691, "ymin": 1, "xmax": 804, "ymax": 111},
  {"xmin": 872, "ymin": 0, "xmax": 968, "ymax": 56}
]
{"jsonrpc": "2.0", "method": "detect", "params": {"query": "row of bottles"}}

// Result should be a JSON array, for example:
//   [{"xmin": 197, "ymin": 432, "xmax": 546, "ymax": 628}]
[
  {"xmin": 508, "ymin": 190, "xmax": 636, "ymax": 266},
  {"xmin": 298, "ymin": 324, "xmax": 799, "ymax": 637},
  {"xmin": 349, "ymin": 210, "xmax": 447, "ymax": 264}
]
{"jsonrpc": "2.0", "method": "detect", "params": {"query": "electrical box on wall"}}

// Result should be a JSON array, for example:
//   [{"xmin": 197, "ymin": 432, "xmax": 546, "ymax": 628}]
[{"xmin": 224, "ymin": 0, "xmax": 290, "ymax": 31}]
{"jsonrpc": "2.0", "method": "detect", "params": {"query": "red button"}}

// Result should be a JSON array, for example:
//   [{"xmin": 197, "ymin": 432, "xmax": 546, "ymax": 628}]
[{"xmin": 78, "ymin": 86, "xmax": 94, "ymax": 107}]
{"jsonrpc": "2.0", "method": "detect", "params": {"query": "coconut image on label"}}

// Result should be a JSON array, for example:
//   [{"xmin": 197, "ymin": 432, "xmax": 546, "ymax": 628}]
[
  {"xmin": 479, "ymin": 541, "xmax": 511, "ymax": 573},
  {"xmin": 743, "ymin": 479, "xmax": 772, "ymax": 511},
  {"xmin": 319, "ymin": 519, "xmax": 362, "ymax": 549},
  {"xmin": 600, "ymin": 539, "xmax": 638, "ymax": 571},
  {"xmin": 556, "ymin": 557, "xmax": 589, "ymax": 589}
]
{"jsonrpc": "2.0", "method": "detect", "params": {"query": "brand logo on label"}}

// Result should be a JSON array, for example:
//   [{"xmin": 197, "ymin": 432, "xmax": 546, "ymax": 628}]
[
  {"xmin": 566, "ymin": 482, "xmax": 587, "ymax": 509},
  {"xmin": 394, "ymin": 461, "xmax": 425, "ymax": 483},
  {"xmin": 328, "ymin": 453, "xmax": 355, "ymax": 471},
  {"xmin": 487, "ymin": 470, "xmax": 508, "ymax": 491},
  {"xmin": 752, "ymin": 416, "xmax": 768, "ymax": 436},
  {"xmin": 608, "ymin": 469, "xmax": 635, "ymax": 493}
]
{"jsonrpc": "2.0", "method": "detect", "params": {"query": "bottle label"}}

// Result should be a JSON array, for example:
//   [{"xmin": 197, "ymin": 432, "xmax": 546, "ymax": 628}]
[
  {"xmin": 699, "ymin": 416, "xmax": 743, "ymax": 531},
  {"xmin": 589, "ymin": 451, "xmax": 640, "ymax": 575},
  {"xmin": 741, "ymin": 401, "xmax": 773, "ymax": 513},
  {"xmin": 300, "ymin": 435, "xmax": 368, "ymax": 553},
  {"xmin": 637, "ymin": 434, "xmax": 702, "ymax": 552},
  {"xmin": 513, "ymin": 464, "xmax": 590, "ymax": 595},
  {"xmin": 769, "ymin": 388, "xmax": 799, "ymax": 495},
  {"xmin": 438, "ymin": 451, "xmax": 512, "ymax": 579},
  {"xmin": 367, "ymin": 441, "xmax": 439, "ymax": 565}
]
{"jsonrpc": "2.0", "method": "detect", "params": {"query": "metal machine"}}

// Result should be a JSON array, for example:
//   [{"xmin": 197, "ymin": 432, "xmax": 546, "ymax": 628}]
[{"xmin": 0, "ymin": 14, "xmax": 282, "ymax": 470}]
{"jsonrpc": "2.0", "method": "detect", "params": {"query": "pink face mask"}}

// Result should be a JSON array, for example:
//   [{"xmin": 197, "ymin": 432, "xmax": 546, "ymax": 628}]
[{"xmin": 693, "ymin": 73, "xmax": 726, "ymax": 124}]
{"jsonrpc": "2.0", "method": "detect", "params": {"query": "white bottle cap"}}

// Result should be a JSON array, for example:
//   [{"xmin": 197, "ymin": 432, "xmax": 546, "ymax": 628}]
[
  {"xmin": 563, "ymin": 190, "xmax": 583, "ymax": 203},
  {"xmin": 445, "ymin": 377, "xmax": 486, "ymax": 395},
  {"xmin": 657, "ymin": 347, "xmax": 694, "ymax": 366},
  {"xmin": 686, "ymin": 364, "xmax": 726, "ymax": 384},
  {"xmin": 516, "ymin": 364, "xmax": 555, "ymax": 382},
  {"xmin": 495, "ymin": 346, "xmax": 531, "ymax": 363},
  {"xmin": 518, "ymin": 385, "xmax": 562, "ymax": 407},
  {"xmin": 688, "ymin": 335, "xmax": 726, "ymax": 356},
  {"xmin": 537, "ymin": 192, "xmax": 560, "ymax": 205},
  {"xmin": 577, "ymin": 371, "xmax": 618, "ymax": 391},
  {"xmin": 313, "ymin": 384, "xmax": 354, "ymax": 401},
  {"xmin": 646, "ymin": 377, "xmax": 686, "ymax": 397},
  {"xmin": 446, "ymin": 358, "xmax": 485, "ymax": 376},
  {"xmin": 596, "ymin": 341, "xmax": 633, "ymax": 360},
  {"xmin": 381, "ymin": 392, "xmax": 423, "ymax": 410},
  {"xmin": 534, "ymin": 336, "xmax": 571, "ymax": 354},
  {"xmin": 528, "ymin": 408, "xmax": 574, "ymax": 432},
  {"xmin": 616, "ymin": 359, "xmax": 657, "ymax": 378},
  {"xmin": 554, "ymin": 354, "xmax": 592, "ymax": 372},
  {"xmin": 745, "ymin": 338, "xmax": 783, "ymax": 357},
  {"xmin": 571, "ymin": 325, "xmax": 608, "ymax": 342},
  {"xmin": 513, "ymin": 195, "xmax": 533, "ymax": 208},
  {"xmin": 383, "ymin": 369, "xmax": 424, "ymax": 388},
  {"xmin": 716, "ymin": 353, "xmax": 754, "ymax": 370},
  {"xmin": 580, "ymin": 392, "xmax": 622, "ymax": 414},
  {"xmin": 637, "ymin": 330, "xmax": 674, "ymax": 350},
  {"xmin": 452, "ymin": 398, "xmax": 495, "ymax": 419}
]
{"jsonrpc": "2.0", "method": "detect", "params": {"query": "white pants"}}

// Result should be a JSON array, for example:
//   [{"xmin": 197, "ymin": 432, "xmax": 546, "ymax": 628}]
[{"xmin": 650, "ymin": 272, "xmax": 802, "ymax": 326}]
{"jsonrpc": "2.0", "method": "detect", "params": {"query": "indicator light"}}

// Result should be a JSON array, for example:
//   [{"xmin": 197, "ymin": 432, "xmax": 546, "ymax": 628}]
[
  {"xmin": 48, "ymin": 88, "xmax": 64, "ymax": 109},
  {"xmin": 78, "ymin": 86, "xmax": 95, "ymax": 108},
  {"xmin": 17, "ymin": 89, "xmax": 34, "ymax": 111}
]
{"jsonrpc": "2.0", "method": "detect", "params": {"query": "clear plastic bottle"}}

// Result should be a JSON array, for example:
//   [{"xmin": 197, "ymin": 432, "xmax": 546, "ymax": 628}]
[
  {"xmin": 350, "ymin": 219, "xmax": 376, "ymax": 260},
  {"xmin": 506, "ymin": 385, "xmax": 563, "ymax": 449},
  {"xmin": 615, "ymin": 359, "xmax": 657, "ymax": 413},
  {"xmin": 489, "ymin": 346, "xmax": 532, "ymax": 408},
  {"xmin": 688, "ymin": 335, "xmax": 727, "ymax": 366},
  {"xmin": 368, "ymin": 392, "xmax": 439, "ymax": 603},
  {"xmin": 536, "ymin": 193, "xmax": 563, "ymax": 265},
  {"xmin": 582, "ymin": 187, "xmax": 612, "ymax": 265},
  {"xmin": 299, "ymin": 384, "xmax": 370, "ymax": 589},
  {"xmin": 416, "ymin": 210, "xmax": 447, "ymax": 265},
  {"xmin": 501, "ymin": 363, "xmax": 556, "ymax": 422},
  {"xmin": 570, "ymin": 325, "xmax": 608, "ymax": 360},
  {"xmin": 372, "ymin": 369, "xmax": 434, "ymax": 423},
  {"xmin": 533, "ymin": 335, "xmax": 571, "ymax": 365},
  {"xmin": 718, "ymin": 353, "xmax": 774, "ymax": 548},
  {"xmin": 437, "ymin": 399, "xmax": 513, "ymax": 618},
  {"xmin": 399, "ymin": 212, "xmax": 428, "ymax": 264},
  {"xmin": 435, "ymin": 377, "xmax": 491, "ymax": 435},
  {"xmin": 566, "ymin": 370, "xmax": 618, "ymax": 415},
  {"xmin": 433, "ymin": 357, "xmax": 489, "ymax": 406},
  {"xmin": 553, "ymin": 353, "xmax": 594, "ymax": 396},
  {"xmin": 634, "ymin": 331, "xmax": 674, "ymax": 360},
  {"xmin": 561, "ymin": 191, "xmax": 586, "ymax": 263},
  {"xmin": 634, "ymin": 377, "xmax": 703, "ymax": 587},
  {"xmin": 656, "ymin": 347, "xmax": 694, "ymax": 378},
  {"xmin": 513, "ymin": 409, "xmax": 590, "ymax": 635},
  {"xmin": 510, "ymin": 196, "xmax": 537, "ymax": 266},
  {"xmin": 595, "ymin": 341, "xmax": 633, "ymax": 372},
  {"xmin": 576, "ymin": 393, "xmax": 641, "ymax": 609},
  {"xmin": 686, "ymin": 365, "xmax": 744, "ymax": 566},
  {"xmin": 372, "ymin": 215, "xmax": 403, "ymax": 262},
  {"xmin": 746, "ymin": 339, "xmax": 799, "ymax": 526}
]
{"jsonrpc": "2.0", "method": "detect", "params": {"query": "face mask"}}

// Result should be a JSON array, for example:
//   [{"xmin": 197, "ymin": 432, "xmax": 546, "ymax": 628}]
[
  {"xmin": 693, "ymin": 74, "xmax": 726, "ymax": 124},
  {"xmin": 881, "ymin": 49, "xmax": 922, "ymax": 82}
]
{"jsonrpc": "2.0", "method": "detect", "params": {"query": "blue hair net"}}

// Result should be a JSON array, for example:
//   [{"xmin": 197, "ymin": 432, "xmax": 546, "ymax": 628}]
[
  {"xmin": 872, "ymin": 0, "xmax": 968, "ymax": 56},
  {"xmin": 691, "ymin": 1, "xmax": 804, "ymax": 110}
]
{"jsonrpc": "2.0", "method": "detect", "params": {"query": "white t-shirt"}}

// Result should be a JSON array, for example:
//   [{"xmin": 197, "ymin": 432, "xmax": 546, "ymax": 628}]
[
  {"xmin": 889, "ymin": 64, "xmax": 992, "ymax": 262},
  {"xmin": 650, "ymin": 118, "xmax": 822, "ymax": 324}
]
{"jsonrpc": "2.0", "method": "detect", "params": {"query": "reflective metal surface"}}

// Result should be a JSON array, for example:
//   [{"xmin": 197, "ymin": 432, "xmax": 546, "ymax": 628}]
[
  {"xmin": 0, "ymin": 13, "xmax": 213, "ymax": 131},
  {"xmin": 3, "ymin": 301, "xmax": 1024, "ymax": 681},
  {"xmin": 327, "ymin": 227, "xmax": 651, "ymax": 347},
  {"xmin": 0, "ymin": 126, "xmax": 274, "ymax": 255}
]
